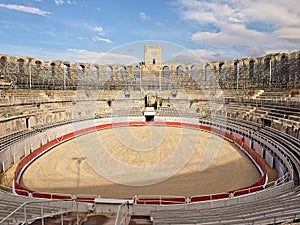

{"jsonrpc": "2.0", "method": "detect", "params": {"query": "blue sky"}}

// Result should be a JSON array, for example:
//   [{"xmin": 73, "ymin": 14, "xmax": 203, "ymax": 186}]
[{"xmin": 0, "ymin": 0, "xmax": 299, "ymax": 64}]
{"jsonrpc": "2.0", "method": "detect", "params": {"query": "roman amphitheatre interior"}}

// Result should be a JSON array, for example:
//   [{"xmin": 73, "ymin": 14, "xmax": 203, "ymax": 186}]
[{"xmin": 0, "ymin": 46, "xmax": 299, "ymax": 224}]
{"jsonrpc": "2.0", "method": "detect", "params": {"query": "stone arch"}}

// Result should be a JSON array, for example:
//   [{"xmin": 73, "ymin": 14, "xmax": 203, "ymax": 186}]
[
  {"xmin": 280, "ymin": 54, "xmax": 289, "ymax": 87},
  {"xmin": 162, "ymin": 66, "xmax": 170, "ymax": 81},
  {"xmin": 0, "ymin": 55, "xmax": 6, "ymax": 62},
  {"xmin": 91, "ymin": 66, "xmax": 99, "ymax": 80},
  {"xmin": 234, "ymin": 60, "xmax": 240, "ymax": 88},
  {"xmin": 205, "ymin": 64, "xmax": 211, "ymax": 81},
  {"xmin": 106, "ymin": 66, "xmax": 113, "ymax": 81},
  {"xmin": 218, "ymin": 62, "xmax": 225, "ymax": 88},
  {"xmin": 32, "ymin": 60, "xmax": 42, "ymax": 86},
  {"xmin": 34, "ymin": 60, "xmax": 42, "ymax": 75},
  {"xmin": 63, "ymin": 63, "xmax": 70, "ymax": 89},
  {"xmin": 50, "ymin": 62, "xmax": 56, "ymax": 76},
  {"xmin": 249, "ymin": 59, "xmax": 256, "ymax": 85},
  {"xmin": 264, "ymin": 57, "xmax": 271, "ymax": 86},
  {"xmin": 120, "ymin": 66, "xmax": 127, "ymax": 81},
  {"xmin": 48, "ymin": 62, "xmax": 56, "ymax": 87},
  {"xmin": 134, "ymin": 66, "xmax": 141, "ymax": 79},
  {"xmin": 191, "ymin": 65, "xmax": 198, "ymax": 81},
  {"xmin": 78, "ymin": 65, "xmax": 85, "ymax": 80},
  {"xmin": 17, "ymin": 58, "xmax": 25, "ymax": 75},
  {"xmin": 35, "ymin": 60, "xmax": 42, "ymax": 68},
  {"xmin": 176, "ymin": 65, "xmax": 184, "ymax": 81},
  {"xmin": 0, "ymin": 56, "xmax": 7, "ymax": 78}
]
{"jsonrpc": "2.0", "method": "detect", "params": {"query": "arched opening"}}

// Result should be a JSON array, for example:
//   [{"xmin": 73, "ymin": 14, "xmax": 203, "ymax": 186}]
[
  {"xmin": 219, "ymin": 63, "xmax": 225, "ymax": 88},
  {"xmin": 191, "ymin": 65, "xmax": 198, "ymax": 81},
  {"xmin": 177, "ymin": 65, "xmax": 184, "ymax": 82},
  {"xmin": 0, "ymin": 56, "xmax": 6, "ymax": 78},
  {"xmin": 264, "ymin": 58, "xmax": 271, "ymax": 87},
  {"xmin": 205, "ymin": 64, "xmax": 211, "ymax": 82},
  {"xmin": 106, "ymin": 66, "xmax": 113, "ymax": 82},
  {"xmin": 0, "ymin": 56, "xmax": 6, "ymax": 63},
  {"xmin": 234, "ymin": 61, "xmax": 240, "ymax": 89},
  {"xmin": 163, "ymin": 66, "xmax": 170, "ymax": 81},
  {"xmin": 17, "ymin": 58, "xmax": 25, "ymax": 85},
  {"xmin": 63, "ymin": 64, "xmax": 70, "ymax": 89},
  {"xmin": 120, "ymin": 67, "xmax": 127, "ymax": 82},
  {"xmin": 249, "ymin": 60, "xmax": 256, "ymax": 87},
  {"xmin": 134, "ymin": 66, "xmax": 141, "ymax": 79},
  {"xmin": 280, "ymin": 55, "xmax": 289, "ymax": 87},
  {"xmin": 17, "ymin": 58, "xmax": 25, "ymax": 74},
  {"xmin": 33, "ymin": 61, "xmax": 41, "ymax": 88},
  {"xmin": 35, "ymin": 61, "xmax": 41, "ymax": 70},
  {"xmin": 78, "ymin": 65, "xmax": 85, "ymax": 80},
  {"xmin": 91, "ymin": 66, "xmax": 99, "ymax": 78},
  {"xmin": 49, "ymin": 63, "xmax": 56, "ymax": 88}
]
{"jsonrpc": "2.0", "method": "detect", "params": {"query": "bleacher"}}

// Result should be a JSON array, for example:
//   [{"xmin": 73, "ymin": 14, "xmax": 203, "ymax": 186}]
[
  {"xmin": 150, "ymin": 186, "xmax": 300, "ymax": 224},
  {"xmin": 156, "ymin": 107, "xmax": 180, "ymax": 117},
  {"xmin": 0, "ymin": 190, "xmax": 83, "ymax": 224}
]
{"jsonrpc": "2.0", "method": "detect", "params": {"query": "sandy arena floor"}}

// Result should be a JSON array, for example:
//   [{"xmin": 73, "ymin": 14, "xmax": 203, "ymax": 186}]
[{"xmin": 21, "ymin": 125, "xmax": 261, "ymax": 199}]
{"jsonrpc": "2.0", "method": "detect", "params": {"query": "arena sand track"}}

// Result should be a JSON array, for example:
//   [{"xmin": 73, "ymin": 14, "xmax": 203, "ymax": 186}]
[{"xmin": 21, "ymin": 125, "xmax": 260, "ymax": 199}]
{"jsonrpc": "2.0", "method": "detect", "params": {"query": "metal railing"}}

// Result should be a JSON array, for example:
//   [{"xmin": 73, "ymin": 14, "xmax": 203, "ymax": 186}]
[
  {"xmin": 115, "ymin": 202, "xmax": 130, "ymax": 225},
  {"xmin": 0, "ymin": 199, "xmax": 77, "ymax": 225}
]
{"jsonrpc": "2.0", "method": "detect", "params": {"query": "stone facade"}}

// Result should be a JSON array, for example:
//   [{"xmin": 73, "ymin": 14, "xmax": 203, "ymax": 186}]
[
  {"xmin": 144, "ymin": 46, "xmax": 162, "ymax": 65},
  {"xmin": 0, "ymin": 49, "xmax": 299, "ymax": 90}
]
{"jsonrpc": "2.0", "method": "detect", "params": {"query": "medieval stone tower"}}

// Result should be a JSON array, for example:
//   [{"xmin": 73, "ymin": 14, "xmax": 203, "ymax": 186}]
[{"xmin": 144, "ymin": 46, "xmax": 162, "ymax": 66}]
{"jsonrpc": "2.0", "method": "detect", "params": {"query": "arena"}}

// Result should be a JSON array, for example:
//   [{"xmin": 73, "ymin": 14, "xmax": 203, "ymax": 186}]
[
  {"xmin": 20, "ymin": 124, "xmax": 261, "ymax": 198},
  {"xmin": 0, "ymin": 46, "xmax": 299, "ymax": 224}
]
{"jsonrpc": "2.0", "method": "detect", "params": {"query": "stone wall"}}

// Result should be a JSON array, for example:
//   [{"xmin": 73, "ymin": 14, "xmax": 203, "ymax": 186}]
[{"xmin": 0, "ymin": 51, "xmax": 299, "ymax": 90}]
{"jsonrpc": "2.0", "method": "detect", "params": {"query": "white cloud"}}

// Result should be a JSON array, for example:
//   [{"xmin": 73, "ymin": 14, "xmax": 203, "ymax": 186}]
[
  {"xmin": 191, "ymin": 22, "xmax": 268, "ymax": 47},
  {"xmin": 77, "ymin": 37, "xmax": 88, "ymax": 40},
  {"xmin": 92, "ymin": 36, "xmax": 112, "ymax": 43},
  {"xmin": 176, "ymin": 0, "xmax": 300, "ymax": 59},
  {"xmin": 273, "ymin": 28, "xmax": 300, "ymax": 41},
  {"xmin": 67, "ymin": 49, "xmax": 139, "ymax": 65},
  {"xmin": 54, "ymin": 0, "xmax": 64, "ymax": 6},
  {"xmin": 54, "ymin": 0, "xmax": 76, "ymax": 6},
  {"xmin": 92, "ymin": 26, "xmax": 104, "ymax": 34},
  {"xmin": 139, "ymin": 12, "xmax": 150, "ymax": 21},
  {"xmin": 90, "ymin": 26, "xmax": 113, "ymax": 43},
  {"xmin": 0, "ymin": 3, "xmax": 50, "ymax": 16}
]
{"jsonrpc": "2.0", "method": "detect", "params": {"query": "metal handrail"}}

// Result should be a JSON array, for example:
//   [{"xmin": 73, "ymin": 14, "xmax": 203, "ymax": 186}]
[{"xmin": 0, "ymin": 198, "xmax": 75, "ymax": 225}]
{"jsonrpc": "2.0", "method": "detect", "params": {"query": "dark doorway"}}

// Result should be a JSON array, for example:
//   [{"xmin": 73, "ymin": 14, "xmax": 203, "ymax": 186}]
[
  {"xmin": 145, "ymin": 115, "xmax": 154, "ymax": 121},
  {"xmin": 25, "ymin": 118, "xmax": 30, "ymax": 129}
]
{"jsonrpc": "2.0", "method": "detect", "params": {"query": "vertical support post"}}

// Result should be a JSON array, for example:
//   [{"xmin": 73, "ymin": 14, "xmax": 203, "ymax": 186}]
[
  {"xmin": 236, "ymin": 62, "xmax": 239, "ymax": 89},
  {"xmin": 269, "ymin": 59, "xmax": 272, "ymax": 87},
  {"xmin": 63, "ymin": 69, "xmax": 66, "ymax": 90},
  {"xmin": 61, "ymin": 205, "xmax": 64, "ymax": 225},
  {"xmin": 139, "ymin": 67, "xmax": 142, "ymax": 91},
  {"xmin": 24, "ymin": 205, "xmax": 27, "ymax": 225},
  {"xmin": 29, "ymin": 63, "xmax": 32, "ymax": 89},
  {"xmin": 76, "ymin": 201, "xmax": 79, "ymax": 225},
  {"xmin": 41, "ymin": 202, "xmax": 44, "ymax": 225}
]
